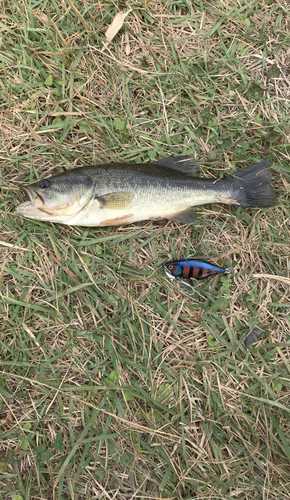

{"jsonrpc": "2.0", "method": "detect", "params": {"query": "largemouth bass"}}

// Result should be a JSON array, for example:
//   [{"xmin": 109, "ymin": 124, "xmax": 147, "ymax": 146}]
[{"xmin": 14, "ymin": 156, "xmax": 277, "ymax": 227}]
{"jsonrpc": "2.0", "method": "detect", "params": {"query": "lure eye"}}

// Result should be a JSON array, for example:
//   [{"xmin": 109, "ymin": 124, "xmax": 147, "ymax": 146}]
[{"xmin": 39, "ymin": 179, "xmax": 50, "ymax": 189}]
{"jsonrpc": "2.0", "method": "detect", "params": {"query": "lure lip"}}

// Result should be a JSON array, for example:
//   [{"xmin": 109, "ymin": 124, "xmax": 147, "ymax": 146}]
[
  {"xmin": 163, "ymin": 265, "xmax": 175, "ymax": 280},
  {"xmin": 164, "ymin": 265, "xmax": 196, "ymax": 295}
]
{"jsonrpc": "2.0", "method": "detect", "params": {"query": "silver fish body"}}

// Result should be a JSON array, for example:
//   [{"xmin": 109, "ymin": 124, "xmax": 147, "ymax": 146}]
[{"xmin": 14, "ymin": 156, "xmax": 277, "ymax": 227}]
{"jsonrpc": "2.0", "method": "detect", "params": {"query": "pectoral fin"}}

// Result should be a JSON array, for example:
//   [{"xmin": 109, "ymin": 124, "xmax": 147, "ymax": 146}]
[
  {"xmin": 166, "ymin": 207, "xmax": 197, "ymax": 224},
  {"xmin": 96, "ymin": 192, "xmax": 133, "ymax": 209}
]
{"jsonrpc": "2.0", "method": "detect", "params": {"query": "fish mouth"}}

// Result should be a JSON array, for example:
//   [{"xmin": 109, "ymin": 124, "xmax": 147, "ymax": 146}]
[
  {"xmin": 14, "ymin": 185, "xmax": 94, "ymax": 223},
  {"xmin": 14, "ymin": 186, "xmax": 57, "ymax": 220},
  {"xmin": 22, "ymin": 187, "xmax": 46, "ymax": 209}
]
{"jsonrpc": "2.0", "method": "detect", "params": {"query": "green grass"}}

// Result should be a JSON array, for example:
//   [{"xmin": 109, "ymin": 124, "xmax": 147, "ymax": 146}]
[{"xmin": 0, "ymin": 0, "xmax": 290, "ymax": 499}]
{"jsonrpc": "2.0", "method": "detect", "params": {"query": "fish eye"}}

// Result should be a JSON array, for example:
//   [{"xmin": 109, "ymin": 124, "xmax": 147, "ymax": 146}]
[{"xmin": 39, "ymin": 179, "xmax": 50, "ymax": 189}]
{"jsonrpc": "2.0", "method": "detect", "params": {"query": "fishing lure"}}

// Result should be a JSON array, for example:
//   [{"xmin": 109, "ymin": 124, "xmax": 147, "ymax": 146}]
[{"xmin": 164, "ymin": 255, "xmax": 231, "ymax": 295}]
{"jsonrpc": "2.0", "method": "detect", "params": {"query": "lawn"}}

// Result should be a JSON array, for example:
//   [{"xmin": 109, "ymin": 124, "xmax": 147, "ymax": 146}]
[{"xmin": 0, "ymin": 0, "xmax": 290, "ymax": 499}]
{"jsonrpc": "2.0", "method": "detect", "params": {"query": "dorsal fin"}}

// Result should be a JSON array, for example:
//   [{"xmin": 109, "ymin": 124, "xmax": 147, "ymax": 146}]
[{"xmin": 151, "ymin": 155, "xmax": 200, "ymax": 175}]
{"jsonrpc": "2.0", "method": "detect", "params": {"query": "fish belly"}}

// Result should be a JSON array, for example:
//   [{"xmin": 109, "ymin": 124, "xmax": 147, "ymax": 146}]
[{"xmin": 65, "ymin": 184, "xmax": 224, "ymax": 226}]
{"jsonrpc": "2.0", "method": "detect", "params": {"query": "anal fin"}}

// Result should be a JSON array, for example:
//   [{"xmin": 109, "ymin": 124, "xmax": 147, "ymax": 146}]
[{"xmin": 166, "ymin": 207, "xmax": 197, "ymax": 224}]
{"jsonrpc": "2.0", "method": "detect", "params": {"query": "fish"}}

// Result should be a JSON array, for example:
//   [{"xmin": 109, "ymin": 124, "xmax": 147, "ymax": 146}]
[
  {"xmin": 164, "ymin": 256, "xmax": 231, "ymax": 295},
  {"xmin": 14, "ymin": 156, "xmax": 277, "ymax": 227}
]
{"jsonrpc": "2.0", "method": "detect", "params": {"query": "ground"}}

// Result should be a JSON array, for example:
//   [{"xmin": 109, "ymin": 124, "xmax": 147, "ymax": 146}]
[{"xmin": 0, "ymin": 0, "xmax": 290, "ymax": 499}]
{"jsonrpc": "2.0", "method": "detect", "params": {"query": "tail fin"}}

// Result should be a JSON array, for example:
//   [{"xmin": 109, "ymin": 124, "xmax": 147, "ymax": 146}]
[{"xmin": 231, "ymin": 161, "xmax": 277, "ymax": 208}]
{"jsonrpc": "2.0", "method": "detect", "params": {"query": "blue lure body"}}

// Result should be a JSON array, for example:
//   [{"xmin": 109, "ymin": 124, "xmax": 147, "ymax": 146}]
[{"xmin": 164, "ymin": 255, "xmax": 230, "ymax": 295}]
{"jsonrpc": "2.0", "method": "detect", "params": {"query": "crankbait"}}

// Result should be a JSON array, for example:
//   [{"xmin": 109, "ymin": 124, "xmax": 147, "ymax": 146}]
[{"xmin": 164, "ymin": 255, "xmax": 231, "ymax": 295}]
